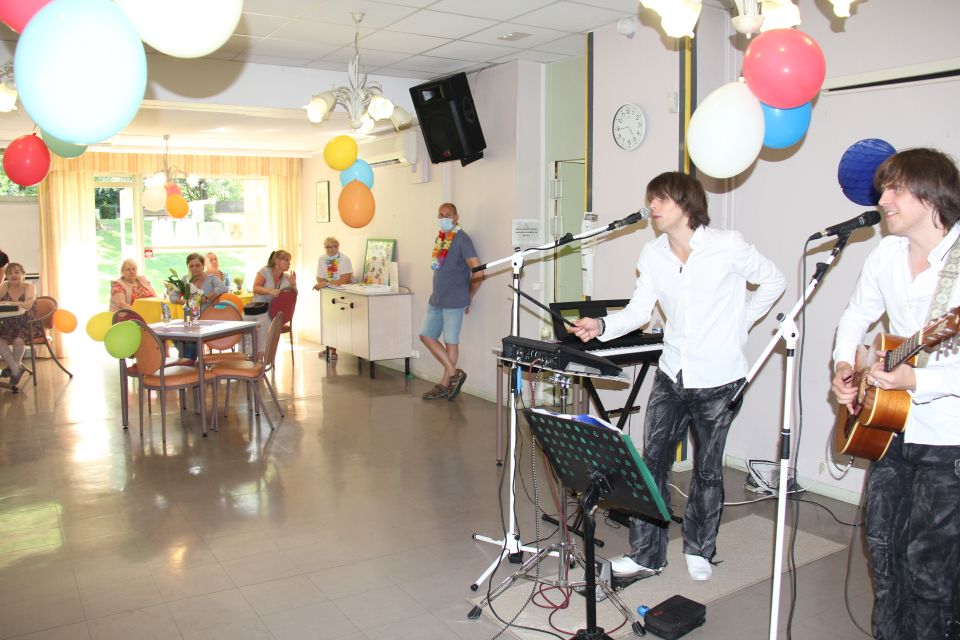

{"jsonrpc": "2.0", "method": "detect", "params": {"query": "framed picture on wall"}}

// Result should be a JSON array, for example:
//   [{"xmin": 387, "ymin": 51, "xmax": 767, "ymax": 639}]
[
  {"xmin": 362, "ymin": 239, "xmax": 396, "ymax": 285},
  {"xmin": 315, "ymin": 181, "xmax": 330, "ymax": 223}
]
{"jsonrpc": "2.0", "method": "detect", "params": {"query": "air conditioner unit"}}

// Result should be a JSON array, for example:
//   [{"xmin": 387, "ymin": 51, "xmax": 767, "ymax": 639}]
[{"xmin": 358, "ymin": 129, "xmax": 418, "ymax": 167}]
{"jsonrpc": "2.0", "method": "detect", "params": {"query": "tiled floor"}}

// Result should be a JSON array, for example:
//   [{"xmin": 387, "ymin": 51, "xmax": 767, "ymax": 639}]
[{"xmin": 0, "ymin": 343, "xmax": 873, "ymax": 639}]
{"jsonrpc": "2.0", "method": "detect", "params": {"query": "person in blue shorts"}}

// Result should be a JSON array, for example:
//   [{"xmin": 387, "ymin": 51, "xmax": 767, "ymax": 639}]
[{"xmin": 420, "ymin": 202, "xmax": 482, "ymax": 400}]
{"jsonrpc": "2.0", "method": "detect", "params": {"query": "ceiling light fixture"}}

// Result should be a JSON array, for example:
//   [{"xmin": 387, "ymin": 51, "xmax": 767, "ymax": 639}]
[
  {"xmin": 640, "ymin": 0, "xmax": 703, "ymax": 38},
  {"xmin": 0, "ymin": 61, "xmax": 17, "ymax": 113},
  {"xmin": 304, "ymin": 13, "xmax": 411, "ymax": 131},
  {"xmin": 145, "ymin": 134, "xmax": 199, "ymax": 189},
  {"xmin": 731, "ymin": 0, "xmax": 801, "ymax": 37}
]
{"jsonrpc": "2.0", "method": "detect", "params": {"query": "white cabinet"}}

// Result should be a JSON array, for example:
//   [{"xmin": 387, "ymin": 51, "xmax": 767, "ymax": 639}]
[{"xmin": 321, "ymin": 289, "xmax": 413, "ymax": 371}]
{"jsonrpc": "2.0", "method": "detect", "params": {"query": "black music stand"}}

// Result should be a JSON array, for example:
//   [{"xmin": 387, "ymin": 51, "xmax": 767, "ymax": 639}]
[{"xmin": 513, "ymin": 408, "xmax": 670, "ymax": 638}]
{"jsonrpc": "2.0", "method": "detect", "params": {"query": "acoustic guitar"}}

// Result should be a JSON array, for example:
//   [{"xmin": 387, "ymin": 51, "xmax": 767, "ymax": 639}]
[{"xmin": 833, "ymin": 306, "xmax": 960, "ymax": 461}]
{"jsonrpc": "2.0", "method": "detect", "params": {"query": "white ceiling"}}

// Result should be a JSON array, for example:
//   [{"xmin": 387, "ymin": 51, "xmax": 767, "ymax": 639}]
[{"xmin": 0, "ymin": 0, "xmax": 643, "ymax": 156}]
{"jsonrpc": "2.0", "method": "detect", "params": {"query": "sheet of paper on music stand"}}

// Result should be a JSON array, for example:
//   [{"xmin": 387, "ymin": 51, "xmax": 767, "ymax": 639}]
[
  {"xmin": 512, "ymin": 218, "xmax": 541, "ymax": 248},
  {"xmin": 581, "ymin": 212, "xmax": 598, "ymax": 297}
]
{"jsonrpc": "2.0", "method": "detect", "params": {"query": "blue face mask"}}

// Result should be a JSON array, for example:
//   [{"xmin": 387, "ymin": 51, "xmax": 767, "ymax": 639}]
[{"xmin": 439, "ymin": 218, "xmax": 455, "ymax": 232}]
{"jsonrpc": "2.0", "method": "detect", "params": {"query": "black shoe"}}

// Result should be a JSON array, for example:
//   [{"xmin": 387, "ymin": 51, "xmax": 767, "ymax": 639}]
[
  {"xmin": 447, "ymin": 369, "xmax": 467, "ymax": 400},
  {"xmin": 8, "ymin": 367, "xmax": 25, "ymax": 387}
]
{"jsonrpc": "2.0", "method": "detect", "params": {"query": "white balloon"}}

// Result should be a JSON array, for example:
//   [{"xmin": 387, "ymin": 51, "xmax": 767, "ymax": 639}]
[
  {"xmin": 116, "ymin": 0, "xmax": 243, "ymax": 58},
  {"xmin": 687, "ymin": 81, "xmax": 765, "ymax": 179},
  {"xmin": 143, "ymin": 185, "xmax": 167, "ymax": 211}
]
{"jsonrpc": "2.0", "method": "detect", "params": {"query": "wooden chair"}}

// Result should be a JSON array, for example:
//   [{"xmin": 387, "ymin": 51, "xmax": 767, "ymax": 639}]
[
  {"xmin": 268, "ymin": 288, "xmax": 297, "ymax": 367},
  {"xmin": 209, "ymin": 313, "xmax": 285, "ymax": 430},
  {"xmin": 199, "ymin": 302, "xmax": 247, "ymax": 364},
  {"xmin": 130, "ymin": 320, "xmax": 202, "ymax": 442},
  {"xmin": 24, "ymin": 296, "xmax": 73, "ymax": 386}
]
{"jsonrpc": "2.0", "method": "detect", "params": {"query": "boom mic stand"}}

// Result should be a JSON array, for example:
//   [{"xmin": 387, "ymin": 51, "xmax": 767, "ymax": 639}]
[
  {"xmin": 469, "ymin": 210, "xmax": 647, "ymax": 590},
  {"xmin": 726, "ymin": 232, "xmax": 850, "ymax": 640}
]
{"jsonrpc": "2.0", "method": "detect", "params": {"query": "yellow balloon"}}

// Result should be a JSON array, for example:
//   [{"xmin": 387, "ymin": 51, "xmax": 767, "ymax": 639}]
[
  {"xmin": 324, "ymin": 135, "xmax": 358, "ymax": 171},
  {"xmin": 85, "ymin": 311, "xmax": 114, "ymax": 342}
]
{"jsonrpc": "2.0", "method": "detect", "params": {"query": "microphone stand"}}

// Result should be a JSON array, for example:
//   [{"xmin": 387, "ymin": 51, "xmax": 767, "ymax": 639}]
[
  {"xmin": 727, "ymin": 232, "xmax": 850, "ymax": 640},
  {"xmin": 468, "ymin": 213, "xmax": 643, "ymax": 590}
]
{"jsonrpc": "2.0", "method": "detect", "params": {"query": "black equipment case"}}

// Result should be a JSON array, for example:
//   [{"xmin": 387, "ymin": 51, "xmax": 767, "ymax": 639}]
[{"xmin": 644, "ymin": 594, "xmax": 706, "ymax": 639}]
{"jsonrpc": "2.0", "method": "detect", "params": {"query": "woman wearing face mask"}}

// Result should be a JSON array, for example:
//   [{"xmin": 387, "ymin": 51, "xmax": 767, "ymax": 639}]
[{"xmin": 313, "ymin": 237, "xmax": 352, "ymax": 361}]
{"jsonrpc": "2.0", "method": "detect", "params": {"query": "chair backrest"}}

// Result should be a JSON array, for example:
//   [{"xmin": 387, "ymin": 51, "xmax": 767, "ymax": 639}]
[
  {"xmin": 269, "ymin": 288, "xmax": 297, "ymax": 325},
  {"xmin": 131, "ymin": 320, "xmax": 165, "ymax": 376},
  {"xmin": 262, "ymin": 312, "xmax": 285, "ymax": 366},
  {"xmin": 31, "ymin": 296, "xmax": 57, "ymax": 329},
  {"xmin": 200, "ymin": 303, "xmax": 243, "ymax": 350},
  {"xmin": 112, "ymin": 308, "xmax": 145, "ymax": 324}
]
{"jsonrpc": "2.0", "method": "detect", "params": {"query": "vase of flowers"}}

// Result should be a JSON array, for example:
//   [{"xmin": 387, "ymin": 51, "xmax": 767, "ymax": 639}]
[
  {"xmin": 232, "ymin": 276, "xmax": 244, "ymax": 293},
  {"xmin": 164, "ymin": 268, "xmax": 189, "ymax": 302}
]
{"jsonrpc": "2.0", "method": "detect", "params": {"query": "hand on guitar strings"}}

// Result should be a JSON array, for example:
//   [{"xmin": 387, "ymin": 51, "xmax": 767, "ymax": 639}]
[
  {"xmin": 867, "ymin": 360, "xmax": 917, "ymax": 393},
  {"xmin": 831, "ymin": 362, "xmax": 858, "ymax": 412}
]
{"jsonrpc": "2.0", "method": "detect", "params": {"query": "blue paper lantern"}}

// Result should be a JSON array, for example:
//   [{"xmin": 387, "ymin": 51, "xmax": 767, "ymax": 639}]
[
  {"xmin": 15, "ymin": 0, "xmax": 147, "ymax": 145},
  {"xmin": 339, "ymin": 159, "xmax": 374, "ymax": 189},
  {"xmin": 761, "ymin": 102, "xmax": 812, "ymax": 149},
  {"xmin": 838, "ymin": 139, "xmax": 896, "ymax": 206}
]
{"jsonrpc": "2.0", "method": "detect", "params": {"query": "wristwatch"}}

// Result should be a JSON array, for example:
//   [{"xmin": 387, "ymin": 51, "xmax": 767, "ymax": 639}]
[{"xmin": 598, "ymin": 317, "xmax": 606, "ymax": 337}]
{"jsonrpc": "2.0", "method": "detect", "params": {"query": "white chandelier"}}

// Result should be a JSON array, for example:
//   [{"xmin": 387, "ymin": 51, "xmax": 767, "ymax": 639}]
[
  {"xmin": 303, "ymin": 13, "xmax": 411, "ymax": 134},
  {"xmin": 0, "ymin": 61, "xmax": 17, "ymax": 113},
  {"xmin": 641, "ymin": 0, "xmax": 857, "ymax": 39}
]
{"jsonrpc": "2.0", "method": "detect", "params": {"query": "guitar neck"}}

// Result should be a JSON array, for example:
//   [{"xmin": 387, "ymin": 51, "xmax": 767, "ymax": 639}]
[{"xmin": 885, "ymin": 334, "xmax": 923, "ymax": 372}]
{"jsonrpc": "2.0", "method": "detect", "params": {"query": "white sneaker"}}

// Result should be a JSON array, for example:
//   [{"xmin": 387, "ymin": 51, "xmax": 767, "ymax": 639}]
[
  {"xmin": 609, "ymin": 555, "xmax": 660, "ymax": 578},
  {"xmin": 684, "ymin": 553, "xmax": 712, "ymax": 581}
]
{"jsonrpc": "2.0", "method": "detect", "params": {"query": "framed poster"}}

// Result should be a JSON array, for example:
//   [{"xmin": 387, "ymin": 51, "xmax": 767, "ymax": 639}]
[
  {"xmin": 315, "ymin": 180, "xmax": 330, "ymax": 223},
  {"xmin": 362, "ymin": 239, "xmax": 396, "ymax": 285}
]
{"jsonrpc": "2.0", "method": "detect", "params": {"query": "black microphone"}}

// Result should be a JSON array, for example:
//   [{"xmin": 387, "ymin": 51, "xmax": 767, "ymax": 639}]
[
  {"xmin": 808, "ymin": 210, "xmax": 881, "ymax": 240},
  {"xmin": 609, "ymin": 207, "xmax": 651, "ymax": 230}
]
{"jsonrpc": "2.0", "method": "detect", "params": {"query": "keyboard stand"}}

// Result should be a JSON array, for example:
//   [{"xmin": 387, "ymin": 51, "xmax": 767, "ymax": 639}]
[{"xmin": 581, "ymin": 360, "xmax": 654, "ymax": 431}]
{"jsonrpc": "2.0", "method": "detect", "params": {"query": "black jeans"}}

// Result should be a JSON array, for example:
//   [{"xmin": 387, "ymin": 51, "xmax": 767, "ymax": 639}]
[
  {"xmin": 627, "ymin": 369, "xmax": 743, "ymax": 568},
  {"xmin": 865, "ymin": 436, "xmax": 960, "ymax": 640}
]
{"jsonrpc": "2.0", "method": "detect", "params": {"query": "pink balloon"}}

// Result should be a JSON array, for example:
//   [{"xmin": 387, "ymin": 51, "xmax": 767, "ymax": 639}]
[
  {"xmin": 0, "ymin": 0, "xmax": 51, "ymax": 32},
  {"xmin": 165, "ymin": 182, "xmax": 181, "ymax": 196},
  {"xmin": 743, "ymin": 29, "xmax": 826, "ymax": 109},
  {"xmin": 2, "ymin": 133, "xmax": 51, "ymax": 187}
]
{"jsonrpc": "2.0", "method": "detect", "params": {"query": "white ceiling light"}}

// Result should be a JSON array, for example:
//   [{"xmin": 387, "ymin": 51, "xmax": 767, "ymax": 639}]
[
  {"xmin": 829, "ymin": 0, "xmax": 855, "ymax": 18},
  {"xmin": 641, "ymin": 0, "xmax": 703, "ymax": 39},
  {"xmin": 0, "ymin": 61, "xmax": 17, "ymax": 113},
  {"xmin": 303, "ymin": 13, "xmax": 402, "ymax": 130},
  {"xmin": 731, "ymin": 0, "xmax": 801, "ymax": 37}
]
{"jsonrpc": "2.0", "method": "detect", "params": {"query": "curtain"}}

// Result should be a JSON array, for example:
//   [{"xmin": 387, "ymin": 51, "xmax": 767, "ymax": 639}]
[{"xmin": 39, "ymin": 152, "xmax": 301, "ymax": 357}]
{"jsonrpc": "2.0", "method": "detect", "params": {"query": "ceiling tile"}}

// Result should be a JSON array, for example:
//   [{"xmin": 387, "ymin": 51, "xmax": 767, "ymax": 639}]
[
  {"xmin": 386, "ymin": 10, "xmax": 499, "ymax": 39},
  {"xmin": 236, "ymin": 13, "xmax": 292, "ymax": 38},
  {"xmin": 425, "ymin": 40, "xmax": 521, "ymax": 63},
  {"xmin": 534, "ymin": 33, "xmax": 588, "ymax": 56},
  {"xmin": 234, "ymin": 53, "xmax": 317, "ymax": 67},
  {"xmin": 300, "ymin": 0, "xmax": 419, "ymax": 29},
  {"xmin": 370, "ymin": 0, "xmax": 437, "ymax": 7},
  {"xmin": 388, "ymin": 55, "xmax": 474, "ymax": 74},
  {"xmin": 512, "ymin": 1, "xmax": 630, "ymax": 32},
  {"xmin": 427, "ymin": 0, "xmax": 555, "ymax": 21},
  {"xmin": 216, "ymin": 35, "xmax": 258, "ymax": 55},
  {"xmin": 495, "ymin": 49, "xmax": 568, "ymax": 63},
  {"xmin": 569, "ymin": 0, "xmax": 641, "ymax": 11},
  {"xmin": 375, "ymin": 67, "xmax": 435, "ymax": 79},
  {"xmin": 236, "ymin": 37, "xmax": 339, "ymax": 61},
  {"xmin": 360, "ymin": 30, "xmax": 452, "ymax": 54},
  {"xmin": 271, "ymin": 21, "xmax": 372, "ymax": 46},
  {"xmin": 464, "ymin": 22, "xmax": 571, "ymax": 49},
  {"xmin": 240, "ymin": 0, "xmax": 316, "ymax": 19},
  {"xmin": 320, "ymin": 47, "xmax": 413, "ymax": 68}
]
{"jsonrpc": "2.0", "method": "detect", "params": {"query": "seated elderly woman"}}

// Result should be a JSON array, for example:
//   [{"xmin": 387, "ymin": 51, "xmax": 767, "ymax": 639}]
[
  {"xmin": 110, "ymin": 259, "xmax": 157, "ymax": 312},
  {"xmin": 169, "ymin": 253, "xmax": 229, "ymax": 361},
  {"xmin": 0, "ymin": 262, "xmax": 40, "ymax": 388}
]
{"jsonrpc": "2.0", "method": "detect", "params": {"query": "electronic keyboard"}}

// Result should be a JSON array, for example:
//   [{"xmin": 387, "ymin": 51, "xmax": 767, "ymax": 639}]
[{"xmin": 501, "ymin": 336, "xmax": 622, "ymax": 377}]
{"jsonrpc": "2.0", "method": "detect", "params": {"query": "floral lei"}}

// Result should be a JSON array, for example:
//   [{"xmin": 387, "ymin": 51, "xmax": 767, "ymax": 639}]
[
  {"xmin": 431, "ymin": 225, "xmax": 460, "ymax": 271},
  {"xmin": 324, "ymin": 254, "xmax": 339, "ymax": 279}
]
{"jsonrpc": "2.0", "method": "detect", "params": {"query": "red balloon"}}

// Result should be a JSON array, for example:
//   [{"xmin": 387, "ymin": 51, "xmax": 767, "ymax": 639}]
[
  {"xmin": 338, "ymin": 181, "xmax": 375, "ymax": 228},
  {"xmin": 743, "ymin": 29, "xmax": 826, "ymax": 109},
  {"xmin": 165, "ymin": 182, "xmax": 181, "ymax": 196},
  {"xmin": 0, "ymin": 0, "xmax": 51, "ymax": 32},
  {"xmin": 2, "ymin": 133, "xmax": 51, "ymax": 187}
]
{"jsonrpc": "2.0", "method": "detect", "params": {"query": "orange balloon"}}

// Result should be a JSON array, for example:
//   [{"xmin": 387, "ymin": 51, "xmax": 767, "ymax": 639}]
[
  {"xmin": 216, "ymin": 292, "xmax": 244, "ymax": 313},
  {"xmin": 53, "ymin": 308, "xmax": 78, "ymax": 333},
  {"xmin": 166, "ymin": 194, "xmax": 189, "ymax": 218},
  {"xmin": 338, "ymin": 181, "xmax": 375, "ymax": 228}
]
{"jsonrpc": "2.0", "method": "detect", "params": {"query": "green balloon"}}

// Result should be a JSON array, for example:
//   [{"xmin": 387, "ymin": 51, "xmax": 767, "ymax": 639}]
[
  {"xmin": 40, "ymin": 130, "xmax": 87, "ymax": 159},
  {"xmin": 104, "ymin": 320, "xmax": 142, "ymax": 359}
]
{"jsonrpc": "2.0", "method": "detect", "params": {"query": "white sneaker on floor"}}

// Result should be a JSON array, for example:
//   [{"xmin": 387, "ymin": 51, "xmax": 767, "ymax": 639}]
[
  {"xmin": 609, "ymin": 555, "xmax": 660, "ymax": 578},
  {"xmin": 684, "ymin": 553, "xmax": 712, "ymax": 581}
]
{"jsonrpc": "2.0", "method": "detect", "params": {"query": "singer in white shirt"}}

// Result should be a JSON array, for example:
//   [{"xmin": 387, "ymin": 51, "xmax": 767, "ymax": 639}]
[
  {"xmin": 573, "ymin": 171, "xmax": 786, "ymax": 581},
  {"xmin": 830, "ymin": 148, "xmax": 960, "ymax": 640}
]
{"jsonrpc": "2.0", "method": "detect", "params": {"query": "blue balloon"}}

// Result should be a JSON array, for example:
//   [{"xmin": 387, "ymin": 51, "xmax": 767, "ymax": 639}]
[
  {"xmin": 761, "ymin": 102, "xmax": 812, "ymax": 149},
  {"xmin": 838, "ymin": 139, "xmax": 897, "ymax": 206},
  {"xmin": 15, "ymin": 0, "xmax": 147, "ymax": 145},
  {"xmin": 339, "ymin": 159, "xmax": 374, "ymax": 189}
]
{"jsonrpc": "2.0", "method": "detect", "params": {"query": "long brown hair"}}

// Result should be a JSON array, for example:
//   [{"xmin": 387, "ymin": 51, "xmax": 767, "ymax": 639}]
[{"xmin": 646, "ymin": 172, "xmax": 710, "ymax": 230}]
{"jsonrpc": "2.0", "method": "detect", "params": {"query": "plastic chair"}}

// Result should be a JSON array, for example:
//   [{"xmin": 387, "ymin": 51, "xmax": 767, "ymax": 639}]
[
  {"xmin": 199, "ymin": 302, "xmax": 248, "ymax": 364},
  {"xmin": 24, "ymin": 296, "xmax": 73, "ymax": 386},
  {"xmin": 268, "ymin": 288, "xmax": 297, "ymax": 367},
  {"xmin": 209, "ymin": 313, "xmax": 285, "ymax": 430},
  {"xmin": 113, "ymin": 309, "xmax": 147, "ymax": 428},
  {"xmin": 130, "ymin": 320, "xmax": 202, "ymax": 442}
]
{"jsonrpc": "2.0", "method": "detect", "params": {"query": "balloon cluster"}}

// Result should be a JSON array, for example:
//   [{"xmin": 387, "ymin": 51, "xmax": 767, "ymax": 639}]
[
  {"xmin": 0, "ymin": 0, "xmax": 242, "ymax": 187},
  {"xmin": 86, "ymin": 311, "xmax": 142, "ymax": 359},
  {"xmin": 325, "ymin": 136, "xmax": 377, "ymax": 228},
  {"xmin": 143, "ymin": 178, "xmax": 189, "ymax": 218},
  {"xmin": 688, "ymin": 28, "xmax": 826, "ymax": 179}
]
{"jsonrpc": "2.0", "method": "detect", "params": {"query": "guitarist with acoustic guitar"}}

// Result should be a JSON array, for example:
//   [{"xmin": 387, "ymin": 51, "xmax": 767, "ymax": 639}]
[{"xmin": 831, "ymin": 148, "xmax": 960, "ymax": 640}]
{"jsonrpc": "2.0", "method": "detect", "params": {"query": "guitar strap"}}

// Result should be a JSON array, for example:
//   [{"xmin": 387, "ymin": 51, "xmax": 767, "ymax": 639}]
[{"xmin": 917, "ymin": 233, "xmax": 960, "ymax": 367}]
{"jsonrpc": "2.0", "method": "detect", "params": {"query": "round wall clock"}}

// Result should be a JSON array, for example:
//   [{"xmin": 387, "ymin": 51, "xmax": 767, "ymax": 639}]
[{"xmin": 612, "ymin": 103, "xmax": 646, "ymax": 151}]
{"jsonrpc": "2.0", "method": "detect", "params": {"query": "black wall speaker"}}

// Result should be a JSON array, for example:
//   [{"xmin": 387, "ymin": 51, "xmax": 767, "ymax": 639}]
[{"xmin": 409, "ymin": 72, "xmax": 486, "ymax": 167}]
